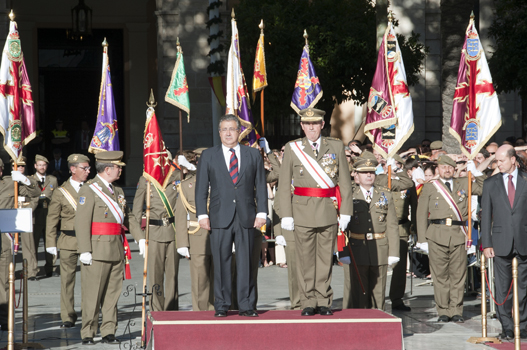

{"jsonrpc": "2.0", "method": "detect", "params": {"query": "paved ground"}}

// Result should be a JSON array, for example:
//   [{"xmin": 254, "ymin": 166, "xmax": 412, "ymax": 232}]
[{"xmin": 0, "ymin": 235, "xmax": 508, "ymax": 349}]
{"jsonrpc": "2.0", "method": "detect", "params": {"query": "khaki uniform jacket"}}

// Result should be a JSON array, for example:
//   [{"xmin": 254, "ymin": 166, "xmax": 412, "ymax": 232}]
[
  {"xmin": 416, "ymin": 176, "xmax": 484, "ymax": 246},
  {"xmin": 375, "ymin": 171, "xmax": 414, "ymax": 192},
  {"xmin": 393, "ymin": 185, "xmax": 418, "ymax": 237},
  {"xmin": 277, "ymin": 137, "xmax": 353, "ymax": 227},
  {"xmin": 132, "ymin": 172, "xmax": 180, "ymax": 243},
  {"xmin": 0, "ymin": 176, "xmax": 40, "ymax": 209},
  {"xmin": 349, "ymin": 185, "xmax": 399, "ymax": 265},
  {"xmin": 29, "ymin": 174, "xmax": 58, "ymax": 210},
  {"xmin": 46, "ymin": 178, "xmax": 80, "ymax": 251},
  {"xmin": 75, "ymin": 176, "xmax": 144, "ymax": 261},
  {"xmin": 266, "ymin": 152, "xmax": 281, "ymax": 183},
  {"xmin": 175, "ymin": 173, "xmax": 211, "ymax": 256}
]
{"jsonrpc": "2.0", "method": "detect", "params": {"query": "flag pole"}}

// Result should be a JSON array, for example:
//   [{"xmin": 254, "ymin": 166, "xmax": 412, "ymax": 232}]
[
  {"xmin": 179, "ymin": 109, "xmax": 184, "ymax": 180},
  {"xmin": 13, "ymin": 163, "xmax": 18, "ymax": 256},
  {"xmin": 259, "ymin": 20, "xmax": 265, "ymax": 137},
  {"xmin": 467, "ymin": 170, "xmax": 472, "ymax": 248}
]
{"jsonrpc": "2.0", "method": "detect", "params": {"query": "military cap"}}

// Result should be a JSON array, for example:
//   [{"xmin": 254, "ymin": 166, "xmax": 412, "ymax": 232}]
[
  {"xmin": 437, "ymin": 155, "xmax": 456, "ymax": 167},
  {"xmin": 299, "ymin": 107, "xmax": 325, "ymax": 122},
  {"xmin": 360, "ymin": 150, "xmax": 377, "ymax": 161},
  {"xmin": 95, "ymin": 151, "xmax": 126, "ymax": 166},
  {"xmin": 430, "ymin": 140, "xmax": 443, "ymax": 150},
  {"xmin": 67, "ymin": 154, "xmax": 90, "ymax": 164},
  {"xmin": 194, "ymin": 147, "xmax": 207, "ymax": 156},
  {"xmin": 354, "ymin": 157, "xmax": 378, "ymax": 172},
  {"xmin": 35, "ymin": 154, "xmax": 49, "ymax": 163},
  {"xmin": 393, "ymin": 154, "xmax": 405, "ymax": 165},
  {"xmin": 11, "ymin": 156, "xmax": 26, "ymax": 166}
]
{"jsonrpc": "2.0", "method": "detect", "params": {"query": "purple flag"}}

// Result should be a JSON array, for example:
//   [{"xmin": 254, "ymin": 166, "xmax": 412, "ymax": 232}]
[
  {"xmin": 290, "ymin": 44, "xmax": 323, "ymax": 114},
  {"xmin": 226, "ymin": 16, "xmax": 258, "ymax": 146},
  {"xmin": 88, "ymin": 39, "xmax": 120, "ymax": 154}
]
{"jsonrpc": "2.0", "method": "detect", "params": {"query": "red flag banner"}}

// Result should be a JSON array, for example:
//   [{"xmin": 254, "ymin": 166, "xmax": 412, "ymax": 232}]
[{"xmin": 143, "ymin": 107, "xmax": 173, "ymax": 190}]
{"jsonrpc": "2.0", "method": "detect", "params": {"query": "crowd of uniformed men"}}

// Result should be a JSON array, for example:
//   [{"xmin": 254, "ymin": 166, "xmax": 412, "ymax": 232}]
[{"xmin": 0, "ymin": 107, "xmax": 516, "ymax": 344}]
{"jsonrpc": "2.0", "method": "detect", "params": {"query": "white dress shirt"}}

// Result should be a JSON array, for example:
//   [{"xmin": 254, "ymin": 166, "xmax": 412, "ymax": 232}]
[
  {"xmin": 360, "ymin": 185, "xmax": 374, "ymax": 201},
  {"xmin": 97, "ymin": 174, "xmax": 114, "ymax": 194},
  {"xmin": 307, "ymin": 137, "xmax": 321, "ymax": 154},
  {"xmin": 440, "ymin": 178, "xmax": 453, "ymax": 191},
  {"xmin": 69, "ymin": 178, "xmax": 83, "ymax": 193},
  {"xmin": 502, "ymin": 167, "xmax": 518, "ymax": 195},
  {"xmin": 36, "ymin": 174, "xmax": 45, "ymax": 183}
]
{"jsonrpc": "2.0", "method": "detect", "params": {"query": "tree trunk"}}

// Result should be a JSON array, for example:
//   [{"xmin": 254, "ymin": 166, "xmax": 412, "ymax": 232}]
[{"xmin": 440, "ymin": 0, "xmax": 476, "ymax": 153}]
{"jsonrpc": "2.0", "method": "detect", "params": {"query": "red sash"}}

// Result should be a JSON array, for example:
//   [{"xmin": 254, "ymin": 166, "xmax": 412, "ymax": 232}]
[
  {"xmin": 91, "ymin": 222, "xmax": 132, "ymax": 280},
  {"xmin": 294, "ymin": 187, "xmax": 336, "ymax": 197}
]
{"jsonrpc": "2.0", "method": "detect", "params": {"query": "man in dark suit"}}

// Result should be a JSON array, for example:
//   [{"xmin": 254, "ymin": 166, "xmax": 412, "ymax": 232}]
[
  {"xmin": 482, "ymin": 145, "xmax": 527, "ymax": 340},
  {"xmin": 195, "ymin": 114, "xmax": 267, "ymax": 318}
]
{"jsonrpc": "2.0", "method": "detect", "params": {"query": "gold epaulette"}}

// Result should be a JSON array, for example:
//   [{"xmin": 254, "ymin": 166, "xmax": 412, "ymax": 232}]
[
  {"xmin": 325, "ymin": 136, "xmax": 341, "ymax": 141},
  {"xmin": 85, "ymin": 179, "xmax": 95, "ymax": 185},
  {"xmin": 377, "ymin": 186, "xmax": 390, "ymax": 192}
]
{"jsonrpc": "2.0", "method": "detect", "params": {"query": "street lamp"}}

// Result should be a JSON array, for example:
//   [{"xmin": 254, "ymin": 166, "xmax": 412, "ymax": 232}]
[{"xmin": 69, "ymin": 0, "xmax": 92, "ymax": 41}]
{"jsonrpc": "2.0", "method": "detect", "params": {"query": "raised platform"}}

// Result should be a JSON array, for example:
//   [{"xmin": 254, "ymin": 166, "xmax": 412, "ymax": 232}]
[{"xmin": 147, "ymin": 309, "xmax": 403, "ymax": 350}]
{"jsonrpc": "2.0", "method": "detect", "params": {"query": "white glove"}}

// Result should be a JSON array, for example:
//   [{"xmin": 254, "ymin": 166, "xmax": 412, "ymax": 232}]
[
  {"xmin": 178, "ymin": 155, "xmax": 196, "ymax": 171},
  {"xmin": 258, "ymin": 137, "xmax": 271, "ymax": 154},
  {"xmin": 388, "ymin": 256, "xmax": 400, "ymax": 266},
  {"xmin": 275, "ymin": 235, "xmax": 287, "ymax": 246},
  {"xmin": 386, "ymin": 157, "xmax": 396, "ymax": 169},
  {"xmin": 138, "ymin": 239, "xmax": 146, "ymax": 257},
  {"xmin": 336, "ymin": 252, "xmax": 351, "ymax": 265},
  {"xmin": 281, "ymin": 217, "xmax": 294, "ymax": 231},
  {"xmin": 466, "ymin": 160, "xmax": 483, "ymax": 176},
  {"xmin": 416, "ymin": 242, "xmax": 429, "ymax": 253},
  {"xmin": 177, "ymin": 247, "xmax": 190, "ymax": 258},
  {"xmin": 338, "ymin": 215, "xmax": 351, "ymax": 232},
  {"xmin": 79, "ymin": 252, "xmax": 92, "ymax": 265},
  {"xmin": 11, "ymin": 171, "xmax": 31, "ymax": 185},
  {"xmin": 46, "ymin": 247, "xmax": 57, "ymax": 256}
]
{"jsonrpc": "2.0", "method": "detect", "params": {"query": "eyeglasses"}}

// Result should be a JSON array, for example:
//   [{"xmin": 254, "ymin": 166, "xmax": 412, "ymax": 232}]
[
  {"xmin": 220, "ymin": 127, "xmax": 239, "ymax": 133},
  {"xmin": 281, "ymin": 149, "xmax": 285, "ymax": 153},
  {"xmin": 77, "ymin": 166, "xmax": 90, "ymax": 171},
  {"xmin": 422, "ymin": 144, "xmax": 431, "ymax": 147}
]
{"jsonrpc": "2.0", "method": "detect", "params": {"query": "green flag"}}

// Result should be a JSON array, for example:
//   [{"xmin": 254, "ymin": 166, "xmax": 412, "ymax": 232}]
[{"xmin": 165, "ymin": 41, "xmax": 190, "ymax": 121}]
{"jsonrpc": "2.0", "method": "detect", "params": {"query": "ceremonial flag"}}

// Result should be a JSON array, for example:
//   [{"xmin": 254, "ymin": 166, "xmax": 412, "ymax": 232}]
[
  {"xmin": 89, "ymin": 38, "xmax": 120, "ymax": 154},
  {"xmin": 226, "ymin": 12, "xmax": 257, "ymax": 145},
  {"xmin": 0, "ymin": 18, "xmax": 36, "ymax": 161},
  {"xmin": 208, "ymin": 76, "xmax": 226, "ymax": 107},
  {"xmin": 291, "ymin": 31, "xmax": 323, "ymax": 114},
  {"xmin": 143, "ymin": 104, "xmax": 173, "ymax": 190},
  {"xmin": 364, "ymin": 19, "xmax": 414, "ymax": 159},
  {"xmin": 252, "ymin": 24, "xmax": 267, "ymax": 102},
  {"xmin": 165, "ymin": 40, "xmax": 190, "ymax": 122},
  {"xmin": 449, "ymin": 14, "xmax": 501, "ymax": 159}
]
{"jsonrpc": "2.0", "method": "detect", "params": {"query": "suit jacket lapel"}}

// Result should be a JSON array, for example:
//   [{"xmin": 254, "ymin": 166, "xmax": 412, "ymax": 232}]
[
  {"xmin": 513, "ymin": 172, "xmax": 525, "ymax": 210},
  {"xmin": 497, "ymin": 174, "xmax": 512, "ymax": 209},
  {"xmin": 238, "ymin": 146, "xmax": 249, "ymax": 182},
  {"xmin": 216, "ymin": 145, "xmax": 231, "ymax": 182},
  {"xmin": 96, "ymin": 178, "xmax": 116, "ymax": 201}
]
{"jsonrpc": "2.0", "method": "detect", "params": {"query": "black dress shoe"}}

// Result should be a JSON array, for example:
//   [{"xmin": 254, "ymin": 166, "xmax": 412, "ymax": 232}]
[
  {"xmin": 500, "ymin": 330, "xmax": 514, "ymax": 340},
  {"xmin": 318, "ymin": 307, "xmax": 333, "ymax": 316},
  {"xmin": 301, "ymin": 307, "xmax": 316, "ymax": 316},
  {"xmin": 392, "ymin": 304, "xmax": 411, "ymax": 311},
  {"xmin": 81, "ymin": 337, "xmax": 95, "ymax": 345},
  {"xmin": 451, "ymin": 315, "xmax": 464, "ymax": 323},
  {"xmin": 214, "ymin": 310, "xmax": 227, "ymax": 317},
  {"xmin": 28, "ymin": 276, "xmax": 37, "ymax": 281},
  {"xmin": 46, "ymin": 272, "xmax": 53, "ymax": 278},
  {"xmin": 60, "ymin": 321, "xmax": 74, "ymax": 328},
  {"xmin": 101, "ymin": 334, "xmax": 120, "ymax": 344},
  {"xmin": 52, "ymin": 271, "xmax": 60, "ymax": 277},
  {"xmin": 437, "ymin": 315, "xmax": 450, "ymax": 323},
  {"xmin": 239, "ymin": 310, "xmax": 258, "ymax": 317}
]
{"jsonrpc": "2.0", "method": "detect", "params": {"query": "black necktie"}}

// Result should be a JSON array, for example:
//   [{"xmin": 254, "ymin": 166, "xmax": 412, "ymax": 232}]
[
  {"xmin": 312, "ymin": 142, "xmax": 318, "ymax": 157},
  {"xmin": 445, "ymin": 181, "xmax": 452, "ymax": 192}
]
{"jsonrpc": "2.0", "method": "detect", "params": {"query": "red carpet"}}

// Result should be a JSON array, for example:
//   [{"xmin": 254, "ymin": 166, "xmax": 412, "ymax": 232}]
[
  {"xmin": 147, "ymin": 309, "xmax": 403, "ymax": 350},
  {"xmin": 485, "ymin": 340, "xmax": 527, "ymax": 349}
]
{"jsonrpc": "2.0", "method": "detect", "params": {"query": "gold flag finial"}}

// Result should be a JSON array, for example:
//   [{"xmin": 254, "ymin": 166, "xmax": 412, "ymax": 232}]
[
  {"xmin": 146, "ymin": 89, "xmax": 157, "ymax": 108},
  {"xmin": 231, "ymin": 8, "xmax": 235, "ymax": 20},
  {"xmin": 102, "ymin": 37, "xmax": 108, "ymax": 48},
  {"xmin": 8, "ymin": 10, "xmax": 14, "ymax": 21},
  {"xmin": 470, "ymin": 11, "xmax": 475, "ymax": 20},
  {"xmin": 388, "ymin": 11, "xmax": 394, "ymax": 23},
  {"xmin": 176, "ymin": 37, "xmax": 182, "ymax": 54},
  {"xmin": 259, "ymin": 19, "xmax": 264, "ymax": 34},
  {"xmin": 303, "ymin": 29, "xmax": 308, "ymax": 46}
]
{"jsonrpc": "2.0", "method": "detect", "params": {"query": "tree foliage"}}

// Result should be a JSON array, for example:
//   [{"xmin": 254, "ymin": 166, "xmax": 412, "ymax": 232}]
[
  {"xmin": 234, "ymin": 0, "xmax": 427, "ymax": 122},
  {"xmin": 488, "ymin": 0, "xmax": 527, "ymax": 98}
]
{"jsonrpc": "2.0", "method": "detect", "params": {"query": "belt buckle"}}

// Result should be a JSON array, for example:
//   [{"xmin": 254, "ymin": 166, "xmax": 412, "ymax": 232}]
[
  {"xmin": 445, "ymin": 218, "xmax": 452, "ymax": 227},
  {"xmin": 366, "ymin": 233, "xmax": 373, "ymax": 240},
  {"xmin": 162, "ymin": 217, "xmax": 169, "ymax": 227}
]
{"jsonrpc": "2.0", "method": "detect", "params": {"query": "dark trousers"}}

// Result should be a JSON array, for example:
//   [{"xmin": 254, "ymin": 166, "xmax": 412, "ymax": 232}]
[
  {"xmin": 210, "ymin": 214, "xmax": 256, "ymax": 312},
  {"xmin": 494, "ymin": 252, "xmax": 527, "ymax": 332}
]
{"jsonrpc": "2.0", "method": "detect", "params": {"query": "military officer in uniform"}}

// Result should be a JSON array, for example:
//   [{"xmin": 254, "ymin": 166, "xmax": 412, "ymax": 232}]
[
  {"xmin": 75, "ymin": 151, "xmax": 144, "ymax": 345},
  {"xmin": 45, "ymin": 154, "xmax": 90, "ymax": 328},
  {"xmin": 30, "ymin": 155, "xmax": 58, "ymax": 277},
  {"xmin": 13, "ymin": 157, "xmax": 40, "ymax": 280},
  {"xmin": 347, "ymin": 157, "xmax": 399, "ymax": 310},
  {"xmin": 416, "ymin": 155, "xmax": 484, "ymax": 323},
  {"xmin": 277, "ymin": 107, "xmax": 353, "ymax": 316},
  {"xmin": 0, "ymin": 158, "xmax": 40, "ymax": 329},
  {"xmin": 132, "ymin": 160, "xmax": 180, "ymax": 311},
  {"xmin": 389, "ymin": 155, "xmax": 417, "ymax": 311},
  {"xmin": 176, "ymin": 149, "xmax": 214, "ymax": 311}
]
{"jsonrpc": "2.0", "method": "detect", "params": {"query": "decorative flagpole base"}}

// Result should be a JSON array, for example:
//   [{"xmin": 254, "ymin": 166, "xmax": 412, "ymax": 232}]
[{"xmin": 466, "ymin": 336, "xmax": 501, "ymax": 344}]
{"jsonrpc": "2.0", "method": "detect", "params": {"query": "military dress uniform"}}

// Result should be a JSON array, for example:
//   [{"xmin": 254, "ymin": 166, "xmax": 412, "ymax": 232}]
[
  {"xmin": 277, "ymin": 108, "xmax": 353, "ymax": 313},
  {"xmin": 46, "ymin": 174, "xmax": 83, "ymax": 326},
  {"xmin": 175, "ymin": 171, "xmax": 214, "ymax": 311},
  {"xmin": 75, "ymin": 152, "xmax": 144, "ymax": 341},
  {"xmin": 30, "ymin": 155, "xmax": 59, "ymax": 276},
  {"xmin": 132, "ymin": 171, "xmax": 180, "ymax": 311},
  {"xmin": 348, "ymin": 158, "xmax": 399, "ymax": 310},
  {"xmin": 0, "ymin": 160, "xmax": 40, "ymax": 327},
  {"xmin": 416, "ymin": 155, "xmax": 484, "ymax": 320}
]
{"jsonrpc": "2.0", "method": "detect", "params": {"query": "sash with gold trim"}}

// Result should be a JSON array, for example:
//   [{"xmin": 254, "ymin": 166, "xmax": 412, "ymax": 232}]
[
  {"xmin": 59, "ymin": 187, "xmax": 77, "ymax": 211},
  {"xmin": 152, "ymin": 185, "xmax": 176, "ymax": 233},
  {"xmin": 431, "ymin": 180, "xmax": 469, "ymax": 246}
]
